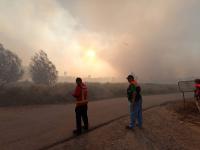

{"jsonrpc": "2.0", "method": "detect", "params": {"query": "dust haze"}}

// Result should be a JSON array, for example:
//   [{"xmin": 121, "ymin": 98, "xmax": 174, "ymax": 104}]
[{"xmin": 0, "ymin": 0, "xmax": 200, "ymax": 83}]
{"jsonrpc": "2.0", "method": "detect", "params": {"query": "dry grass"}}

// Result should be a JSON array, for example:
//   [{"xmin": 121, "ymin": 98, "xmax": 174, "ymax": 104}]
[{"xmin": 0, "ymin": 81, "xmax": 178, "ymax": 106}]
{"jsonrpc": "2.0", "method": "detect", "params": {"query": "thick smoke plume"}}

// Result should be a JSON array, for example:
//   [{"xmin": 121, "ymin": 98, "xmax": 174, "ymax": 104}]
[{"xmin": 1, "ymin": 0, "xmax": 200, "ymax": 82}]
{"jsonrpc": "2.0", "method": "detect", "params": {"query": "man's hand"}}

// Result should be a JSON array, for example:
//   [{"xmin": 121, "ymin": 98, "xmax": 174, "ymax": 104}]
[{"xmin": 76, "ymin": 100, "xmax": 88, "ymax": 104}]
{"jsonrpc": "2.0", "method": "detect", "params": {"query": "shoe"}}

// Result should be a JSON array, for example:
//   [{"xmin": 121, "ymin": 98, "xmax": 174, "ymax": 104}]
[
  {"xmin": 125, "ymin": 125, "xmax": 134, "ymax": 130},
  {"xmin": 73, "ymin": 129, "xmax": 81, "ymax": 136}
]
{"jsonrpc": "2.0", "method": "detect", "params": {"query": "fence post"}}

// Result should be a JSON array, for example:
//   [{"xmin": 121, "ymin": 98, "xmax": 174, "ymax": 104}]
[{"xmin": 182, "ymin": 92, "xmax": 185, "ymax": 109}]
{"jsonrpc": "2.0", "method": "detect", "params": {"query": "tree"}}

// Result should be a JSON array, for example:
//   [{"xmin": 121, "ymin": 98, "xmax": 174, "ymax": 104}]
[
  {"xmin": 30, "ymin": 50, "xmax": 58, "ymax": 85},
  {"xmin": 0, "ymin": 43, "xmax": 24, "ymax": 85}
]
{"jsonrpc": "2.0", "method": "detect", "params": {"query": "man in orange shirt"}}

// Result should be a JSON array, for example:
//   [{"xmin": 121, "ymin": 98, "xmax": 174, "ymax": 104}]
[{"xmin": 72, "ymin": 77, "xmax": 89, "ymax": 135}]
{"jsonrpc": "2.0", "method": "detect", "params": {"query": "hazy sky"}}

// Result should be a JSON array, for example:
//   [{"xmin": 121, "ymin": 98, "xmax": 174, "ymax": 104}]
[{"xmin": 0, "ymin": 0, "xmax": 200, "ymax": 83}]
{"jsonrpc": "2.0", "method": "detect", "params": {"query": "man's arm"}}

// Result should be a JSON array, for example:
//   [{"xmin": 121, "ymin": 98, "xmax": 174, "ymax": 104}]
[{"xmin": 72, "ymin": 86, "xmax": 81, "ymax": 98}]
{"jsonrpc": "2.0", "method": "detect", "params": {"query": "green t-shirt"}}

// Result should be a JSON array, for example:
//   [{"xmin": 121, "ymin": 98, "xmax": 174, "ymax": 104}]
[{"xmin": 127, "ymin": 83, "xmax": 136, "ymax": 101}]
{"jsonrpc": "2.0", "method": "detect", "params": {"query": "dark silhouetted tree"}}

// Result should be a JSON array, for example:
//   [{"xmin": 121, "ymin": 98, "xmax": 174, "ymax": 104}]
[
  {"xmin": 30, "ymin": 50, "xmax": 58, "ymax": 85},
  {"xmin": 0, "ymin": 43, "xmax": 24, "ymax": 86}
]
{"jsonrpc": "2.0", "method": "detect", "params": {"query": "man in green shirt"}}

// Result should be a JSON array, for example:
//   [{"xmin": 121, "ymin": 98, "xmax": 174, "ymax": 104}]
[{"xmin": 126, "ymin": 75, "xmax": 137, "ymax": 129}]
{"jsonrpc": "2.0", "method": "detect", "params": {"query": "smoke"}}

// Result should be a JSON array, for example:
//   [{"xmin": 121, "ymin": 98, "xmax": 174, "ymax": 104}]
[
  {"xmin": 0, "ymin": 0, "xmax": 80, "ymax": 74},
  {"xmin": 60, "ymin": 0, "xmax": 200, "ymax": 82},
  {"xmin": 1, "ymin": 0, "xmax": 200, "ymax": 82}
]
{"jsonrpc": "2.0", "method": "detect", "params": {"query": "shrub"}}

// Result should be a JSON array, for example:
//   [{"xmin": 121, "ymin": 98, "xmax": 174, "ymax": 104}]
[{"xmin": 0, "ymin": 44, "xmax": 23, "ymax": 86}]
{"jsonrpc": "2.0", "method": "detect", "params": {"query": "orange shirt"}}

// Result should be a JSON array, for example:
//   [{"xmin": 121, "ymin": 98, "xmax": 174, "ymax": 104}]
[{"xmin": 73, "ymin": 83, "xmax": 88, "ymax": 107}]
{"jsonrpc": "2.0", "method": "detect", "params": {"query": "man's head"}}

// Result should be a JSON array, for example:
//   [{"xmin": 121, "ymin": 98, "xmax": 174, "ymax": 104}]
[
  {"xmin": 76, "ymin": 77, "xmax": 82, "ymax": 85},
  {"xmin": 126, "ymin": 75, "xmax": 134, "ymax": 83},
  {"xmin": 195, "ymin": 79, "xmax": 200, "ymax": 84}
]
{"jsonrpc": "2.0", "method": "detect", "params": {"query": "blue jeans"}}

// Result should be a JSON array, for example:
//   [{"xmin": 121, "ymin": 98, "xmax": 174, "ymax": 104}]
[{"xmin": 129, "ymin": 99, "xmax": 143, "ymax": 128}]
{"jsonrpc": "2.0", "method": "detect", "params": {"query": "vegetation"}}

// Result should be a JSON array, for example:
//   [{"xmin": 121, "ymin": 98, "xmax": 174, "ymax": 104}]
[
  {"xmin": 0, "ymin": 81, "xmax": 178, "ymax": 107},
  {"xmin": 0, "ymin": 44, "xmax": 23, "ymax": 86}
]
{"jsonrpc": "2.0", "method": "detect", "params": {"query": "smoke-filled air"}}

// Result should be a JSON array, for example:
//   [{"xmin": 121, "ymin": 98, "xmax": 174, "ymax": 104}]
[{"xmin": 0, "ymin": 0, "xmax": 200, "ymax": 83}]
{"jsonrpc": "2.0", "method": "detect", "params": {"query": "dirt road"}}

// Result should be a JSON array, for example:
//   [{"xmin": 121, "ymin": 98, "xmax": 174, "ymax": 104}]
[
  {"xmin": 50, "ymin": 101, "xmax": 200, "ymax": 150},
  {"xmin": 0, "ymin": 93, "xmax": 184, "ymax": 150}
]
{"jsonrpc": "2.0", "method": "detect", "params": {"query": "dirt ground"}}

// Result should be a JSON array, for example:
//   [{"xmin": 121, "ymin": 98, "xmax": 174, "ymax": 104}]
[{"xmin": 49, "ymin": 101, "xmax": 200, "ymax": 150}]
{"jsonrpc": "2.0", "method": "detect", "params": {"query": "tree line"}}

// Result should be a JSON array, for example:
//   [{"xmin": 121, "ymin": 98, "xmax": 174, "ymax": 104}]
[{"xmin": 0, "ymin": 43, "xmax": 58, "ymax": 87}]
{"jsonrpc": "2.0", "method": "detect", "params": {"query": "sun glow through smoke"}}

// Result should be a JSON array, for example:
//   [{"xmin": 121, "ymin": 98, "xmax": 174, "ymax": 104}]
[{"xmin": 86, "ymin": 49, "xmax": 96, "ymax": 60}]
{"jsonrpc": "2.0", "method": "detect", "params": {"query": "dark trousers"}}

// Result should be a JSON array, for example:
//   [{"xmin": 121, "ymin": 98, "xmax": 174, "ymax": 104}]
[{"xmin": 75, "ymin": 105, "xmax": 88, "ymax": 132}]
